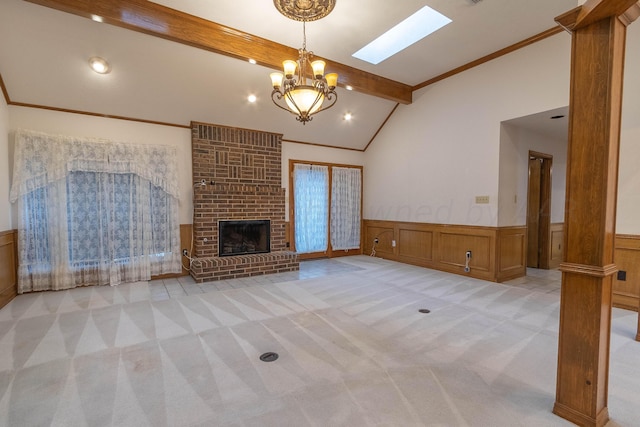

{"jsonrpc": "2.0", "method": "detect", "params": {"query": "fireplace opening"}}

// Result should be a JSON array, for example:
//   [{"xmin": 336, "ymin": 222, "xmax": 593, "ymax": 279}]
[{"xmin": 219, "ymin": 220, "xmax": 270, "ymax": 257}]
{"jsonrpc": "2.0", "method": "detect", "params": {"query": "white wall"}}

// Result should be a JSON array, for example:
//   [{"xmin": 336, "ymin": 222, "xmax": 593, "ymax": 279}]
[
  {"xmin": 282, "ymin": 141, "xmax": 364, "ymax": 221},
  {"xmin": 618, "ymin": 22, "xmax": 640, "ymax": 235},
  {"xmin": 498, "ymin": 124, "xmax": 567, "ymax": 226},
  {"xmin": 7, "ymin": 107, "xmax": 193, "ymax": 224},
  {"xmin": 364, "ymin": 33, "xmax": 572, "ymax": 227},
  {"xmin": 0, "ymin": 94, "xmax": 10, "ymax": 231}
]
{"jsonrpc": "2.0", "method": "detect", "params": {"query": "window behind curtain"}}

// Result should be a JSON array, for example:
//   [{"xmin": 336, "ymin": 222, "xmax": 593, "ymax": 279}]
[{"xmin": 10, "ymin": 129, "xmax": 181, "ymax": 293}]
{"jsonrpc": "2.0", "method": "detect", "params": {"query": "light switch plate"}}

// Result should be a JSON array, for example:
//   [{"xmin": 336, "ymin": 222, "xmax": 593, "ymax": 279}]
[{"xmin": 475, "ymin": 195, "xmax": 490, "ymax": 204}]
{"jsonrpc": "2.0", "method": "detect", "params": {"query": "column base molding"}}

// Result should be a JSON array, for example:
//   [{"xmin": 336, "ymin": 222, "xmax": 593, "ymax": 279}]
[{"xmin": 553, "ymin": 402, "xmax": 609, "ymax": 427}]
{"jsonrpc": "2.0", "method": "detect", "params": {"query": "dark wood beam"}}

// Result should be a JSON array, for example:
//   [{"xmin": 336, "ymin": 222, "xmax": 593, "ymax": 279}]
[
  {"xmin": 574, "ymin": 0, "xmax": 639, "ymax": 29},
  {"xmin": 25, "ymin": 0, "xmax": 413, "ymax": 104},
  {"xmin": 0, "ymin": 73, "xmax": 11, "ymax": 105},
  {"xmin": 557, "ymin": 0, "xmax": 640, "ymax": 31},
  {"xmin": 553, "ymin": 1, "xmax": 638, "ymax": 425}
]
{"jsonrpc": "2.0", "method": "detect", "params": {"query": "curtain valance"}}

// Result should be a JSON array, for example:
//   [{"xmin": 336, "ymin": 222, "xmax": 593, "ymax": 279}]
[{"xmin": 10, "ymin": 129, "xmax": 180, "ymax": 202}]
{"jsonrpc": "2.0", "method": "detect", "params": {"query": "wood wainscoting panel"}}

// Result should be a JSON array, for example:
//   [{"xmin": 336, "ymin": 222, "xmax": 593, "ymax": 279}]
[
  {"xmin": 439, "ymin": 231, "xmax": 492, "ymax": 274},
  {"xmin": 365, "ymin": 222, "xmax": 395, "ymax": 257},
  {"xmin": 549, "ymin": 223, "xmax": 564, "ymax": 269},
  {"xmin": 496, "ymin": 226, "xmax": 527, "ymax": 282},
  {"xmin": 613, "ymin": 234, "xmax": 640, "ymax": 311},
  {"xmin": 180, "ymin": 224, "xmax": 193, "ymax": 276},
  {"xmin": 363, "ymin": 220, "xmax": 507, "ymax": 282},
  {"xmin": 0, "ymin": 230, "xmax": 18, "ymax": 309},
  {"xmin": 398, "ymin": 227, "xmax": 434, "ymax": 261}
]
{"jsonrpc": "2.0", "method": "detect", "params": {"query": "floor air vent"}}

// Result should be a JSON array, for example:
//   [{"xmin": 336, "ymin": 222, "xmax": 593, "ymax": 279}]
[{"xmin": 259, "ymin": 352, "xmax": 279, "ymax": 362}]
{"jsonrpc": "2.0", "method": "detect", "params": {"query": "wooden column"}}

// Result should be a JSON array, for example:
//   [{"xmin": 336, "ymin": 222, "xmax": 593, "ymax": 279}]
[{"xmin": 553, "ymin": 1, "xmax": 638, "ymax": 426}]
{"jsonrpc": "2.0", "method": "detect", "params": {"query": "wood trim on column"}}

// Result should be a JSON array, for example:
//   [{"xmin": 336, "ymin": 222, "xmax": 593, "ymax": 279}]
[{"xmin": 24, "ymin": 0, "xmax": 412, "ymax": 104}]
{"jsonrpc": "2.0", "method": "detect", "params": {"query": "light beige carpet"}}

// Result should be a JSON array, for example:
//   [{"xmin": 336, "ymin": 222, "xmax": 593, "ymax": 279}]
[{"xmin": 0, "ymin": 256, "xmax": 638, "ymax": 426}]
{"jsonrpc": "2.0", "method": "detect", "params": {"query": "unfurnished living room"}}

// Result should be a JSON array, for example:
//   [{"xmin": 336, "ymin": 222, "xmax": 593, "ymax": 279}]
[{"xmin": 1, "ymin": 0, "xmax": 640, "ymax": 426}]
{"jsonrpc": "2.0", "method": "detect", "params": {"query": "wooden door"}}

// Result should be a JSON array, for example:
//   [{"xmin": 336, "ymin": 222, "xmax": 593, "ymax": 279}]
[
  {"xmin": 527, "ymin": 158, "xmax": 542, "ymax": 267},
  {"xmin": 527, "ymin": 151, "xmax": 553, "ymax": 269}
]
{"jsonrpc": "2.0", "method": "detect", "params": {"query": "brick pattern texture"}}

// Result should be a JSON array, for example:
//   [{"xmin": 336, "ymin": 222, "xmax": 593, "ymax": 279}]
[{"xmin": 190, "ymin": 122, "xmax": 298, "ymax": 282}]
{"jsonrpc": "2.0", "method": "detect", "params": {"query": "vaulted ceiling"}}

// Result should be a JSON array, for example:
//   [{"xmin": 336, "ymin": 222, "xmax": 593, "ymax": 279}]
[{"xmin": 0, "ymin": 0, "xmax": 578, "ymax": 150}]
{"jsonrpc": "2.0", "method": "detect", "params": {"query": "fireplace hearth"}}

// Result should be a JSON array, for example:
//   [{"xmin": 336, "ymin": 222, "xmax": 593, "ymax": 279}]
[{"xmin": 219, "ymin": 220, "xmax": 270, "ymax": 257}]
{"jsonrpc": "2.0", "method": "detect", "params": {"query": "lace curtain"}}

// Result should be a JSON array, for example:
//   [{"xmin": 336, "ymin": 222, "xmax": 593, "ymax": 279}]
[
  {"xmin": 293, "ymin": 163, "xmax": 329, "ymax": 253},
  {"xmin": 10, "ymin": 129, "xmax": 181, "ymax": 293},
  {"xmin": 330, "ymin": 167, "xmax": 361, "ymax": 250}
]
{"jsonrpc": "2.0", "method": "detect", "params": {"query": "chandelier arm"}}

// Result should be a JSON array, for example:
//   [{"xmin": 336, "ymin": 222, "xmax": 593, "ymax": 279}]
[
  {"xmin": 308, "ymin": 90, "xmax": 338, "ymax": 118},
  {"xmin": 309, "ymin": 88, "xmax": 325, "ymax": 112}
]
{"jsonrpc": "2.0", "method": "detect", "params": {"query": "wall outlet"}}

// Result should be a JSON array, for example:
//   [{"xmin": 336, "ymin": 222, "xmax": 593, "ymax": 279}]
[
  {"xmin": 391, "ymin": 240, "xmax": 396, "ymax": 247},
  {"xmin": 475, "ymin": 195, "xmax": 490, "ymax": 204},
  {"xmin": 617, "ymin": 270, "xmax": 626, "ymax": 281},
  {"xmin": 182, "ymin": 249, "xmax": 188, "ymax": 256},
  {"xmin": 466, "ymin": 250, "xmax": 472, "ymax": 258}
]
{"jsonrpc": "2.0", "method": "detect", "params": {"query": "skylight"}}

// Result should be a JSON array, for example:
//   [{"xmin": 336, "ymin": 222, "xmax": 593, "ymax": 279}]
[{"xmin": 352, "ymin": 5, "xmax": 452, "ymax": 65}]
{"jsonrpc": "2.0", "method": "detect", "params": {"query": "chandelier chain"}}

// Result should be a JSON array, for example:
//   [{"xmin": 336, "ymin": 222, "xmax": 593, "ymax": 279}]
[{"xmin": 302, "ymin": 20, "xmax": 307, "ymax": 51}]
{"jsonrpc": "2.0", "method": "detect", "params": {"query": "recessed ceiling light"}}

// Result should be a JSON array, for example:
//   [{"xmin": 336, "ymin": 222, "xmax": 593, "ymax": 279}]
[
  {"xmin": 345, "ymin": 85, "xmax": 353, "ymax": 91},
  {"xmin": 343, "ymin": 112, "xmax": 353, "ymax": 121},
  {"xmin": 353, "ymin": 5, "xmax": 452, "ymax": 65},
  {"xmin": 248, "ymin": 58, "xmax": 257, "ymax": 65},
  {"xmin": 247, "ymin": 94, "xmax": 257, "ymax": 103},
  {"xmin": 89, "ymin": 57, "xmax": 110, "ymax": 74},
  {"xmin": 91, "ymin": 14, "xmax": 103, "ymax": 23}
]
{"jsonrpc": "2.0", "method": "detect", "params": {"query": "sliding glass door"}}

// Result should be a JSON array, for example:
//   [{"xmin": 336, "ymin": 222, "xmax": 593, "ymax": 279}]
[
  {"xmin": 293, "ymin": 163, "xmax": 329, "ymax": 254},
  {"xmin": 291, "ymin": 161, "xmax": 362, "ymax": 259},
  {"xmin": 330, "ymin": 166, "xmax": 362, "ymax": 251}
]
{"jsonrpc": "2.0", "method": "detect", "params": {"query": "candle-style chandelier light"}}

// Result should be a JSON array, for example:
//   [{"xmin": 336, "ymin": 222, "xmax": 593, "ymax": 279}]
[{"xmin": 270, "ymin": 0, "xmax": 338, "ymax": 124}]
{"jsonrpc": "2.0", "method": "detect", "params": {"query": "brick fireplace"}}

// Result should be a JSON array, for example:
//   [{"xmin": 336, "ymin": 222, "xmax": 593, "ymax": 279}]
[{"xmin": 189, "ymin": 121, "xmax": 299, "ymax": 282}]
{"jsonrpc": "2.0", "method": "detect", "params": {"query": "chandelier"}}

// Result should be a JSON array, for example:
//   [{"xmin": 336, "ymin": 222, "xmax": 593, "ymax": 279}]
[{"xmin": 270, "ymin": 0, "xmax": 338, "ymax": 124}]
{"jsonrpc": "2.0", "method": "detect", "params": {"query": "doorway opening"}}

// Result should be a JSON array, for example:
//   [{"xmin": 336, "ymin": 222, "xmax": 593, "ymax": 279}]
[{"xmin": 527, "ymin": 151, "xmax": 553, "ymax": 269}]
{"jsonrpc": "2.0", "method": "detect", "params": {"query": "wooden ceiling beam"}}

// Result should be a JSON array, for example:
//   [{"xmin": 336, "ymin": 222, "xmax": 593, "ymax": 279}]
[
  {"xmin": 25, "ymin": 0, "xmax": 413, "ymax": 104},
  {"xmin": 556, "ymin": 0, "xmax": 640, "ymax": 31}
]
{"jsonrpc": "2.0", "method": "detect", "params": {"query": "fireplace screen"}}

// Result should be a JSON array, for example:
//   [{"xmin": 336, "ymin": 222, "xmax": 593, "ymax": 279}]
[{"xmin": 218, "ymin": 220, "xmax": 270, "ymax": 257}]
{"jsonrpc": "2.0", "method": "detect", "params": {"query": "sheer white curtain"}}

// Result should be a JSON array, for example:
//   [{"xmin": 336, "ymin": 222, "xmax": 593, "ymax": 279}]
[
  {"xmin": 331, "ymin": 167, "xmax": 361, "ymax": 250},
  {"xmin": 10, "ymin": 129, "xmax": 181, "ymax": 293},
  {"xmin": 293, "ymin": 163, "xmax": 329, "ymax": 253}
]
